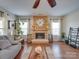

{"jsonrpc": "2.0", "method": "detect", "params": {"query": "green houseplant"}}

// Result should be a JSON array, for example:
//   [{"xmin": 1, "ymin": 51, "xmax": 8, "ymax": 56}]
[{"xmin": 14, "ymin": 16, "xmax": 23, "ymax": 40}]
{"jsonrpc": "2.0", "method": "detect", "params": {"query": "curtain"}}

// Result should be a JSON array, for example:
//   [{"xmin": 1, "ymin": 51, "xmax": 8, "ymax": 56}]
[{"xmin": 0, "ymin": 11, "xmax": 4, "ymax": 35}]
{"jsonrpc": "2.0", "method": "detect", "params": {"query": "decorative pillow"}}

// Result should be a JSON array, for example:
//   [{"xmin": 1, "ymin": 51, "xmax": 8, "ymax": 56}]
[
  {"xmin": 0, "ymin": 40, "xmax": 11, "ymax": 49},
  {"xmin": 0, "ymin": 36, "xmax": 9, "ymax": 40},
  {"xmin": 3, "ymin": 36, "xmax": 9, "ymax": 40}
]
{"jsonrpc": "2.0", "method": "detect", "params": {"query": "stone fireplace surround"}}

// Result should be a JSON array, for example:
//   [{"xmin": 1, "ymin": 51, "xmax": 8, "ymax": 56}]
[
  {"xmin": 31, "ymin": 16, "xmax": 49, "ymax": 40},
  {"xmin": 32, "ymin": 31, "xmax": 48, "ymax": 40}
]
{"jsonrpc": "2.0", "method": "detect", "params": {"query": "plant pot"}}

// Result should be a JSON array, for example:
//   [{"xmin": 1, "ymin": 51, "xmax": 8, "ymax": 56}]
[{"xmin": 65, "ymin": 40, "xmax": 69, "ymax": 44}]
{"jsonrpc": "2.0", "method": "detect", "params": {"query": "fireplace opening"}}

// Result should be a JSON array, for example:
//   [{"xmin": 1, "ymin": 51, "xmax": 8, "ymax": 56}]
[{"xmin": 36, "ymin": 33, "xmax": 45, "ymax": 39}]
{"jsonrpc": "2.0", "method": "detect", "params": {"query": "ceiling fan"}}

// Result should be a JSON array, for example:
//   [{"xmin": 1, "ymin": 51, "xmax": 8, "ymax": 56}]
[{"xmin": 33, "ymin": 0, "xmax": 56, "ymax": 8}]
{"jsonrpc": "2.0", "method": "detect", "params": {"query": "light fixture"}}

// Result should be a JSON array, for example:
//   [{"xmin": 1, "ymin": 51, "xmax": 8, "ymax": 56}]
[{"xmin": 33, "ymin": 0, "xmax": 56, "ymax": 8}]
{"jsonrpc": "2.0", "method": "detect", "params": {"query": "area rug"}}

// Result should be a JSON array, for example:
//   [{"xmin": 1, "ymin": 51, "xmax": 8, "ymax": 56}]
[
  {"xmin": 45, "ymin": 47, "xmax": 55, "ymax": 59},
  {"xmin": 21, "ymin": 46, "xmax": 54, "ymax": 59},
  {"xmin": 21, "ymin": 47, "xmax": 32, "ymax": 59}
]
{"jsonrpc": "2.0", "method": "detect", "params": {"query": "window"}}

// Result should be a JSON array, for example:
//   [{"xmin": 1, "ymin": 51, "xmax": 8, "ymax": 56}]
[
  {"xmin": 0, "ymin": 17, "xmax": 4, "ymax": 35},
  {"xmin": 20, "ymin": 21, "xmax": 28, "ymax": 35},
  {"xmin": 51, "ymin": 20, "xmax": 60, "ymax": 36}
]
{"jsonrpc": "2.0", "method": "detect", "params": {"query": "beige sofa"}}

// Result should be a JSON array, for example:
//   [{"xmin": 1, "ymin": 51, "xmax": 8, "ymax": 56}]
[{"xmin": 0, "ymin": 36, "xmax": 21, "ymax": 59}]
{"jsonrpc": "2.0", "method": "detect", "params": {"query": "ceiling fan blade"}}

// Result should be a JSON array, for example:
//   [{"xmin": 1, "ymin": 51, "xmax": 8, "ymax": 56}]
[
  {"xmin": 33, "ymin": 0, "xmax": 40, "ymax": 8},
  {"xmin": 47, "ymin": 0, "xmax": 56, "ymax": 7}
]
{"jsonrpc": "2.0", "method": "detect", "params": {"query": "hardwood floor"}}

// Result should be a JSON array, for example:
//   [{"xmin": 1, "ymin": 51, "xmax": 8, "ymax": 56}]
[
  {"xmin": 51, "ymin": 42, "xmax": 79, "ymax": 59},
  {"xmin": 15, "ymin": 41, "xmax": 79, "ymax": 59}
]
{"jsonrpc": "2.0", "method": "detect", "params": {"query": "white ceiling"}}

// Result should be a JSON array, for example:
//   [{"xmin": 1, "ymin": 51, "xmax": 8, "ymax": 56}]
[{"xmin": 0, "ymin": 0, "xmax": 79, "ymax": 16}]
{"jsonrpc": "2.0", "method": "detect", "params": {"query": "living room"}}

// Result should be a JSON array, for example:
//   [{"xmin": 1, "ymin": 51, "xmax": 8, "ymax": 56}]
[{"xmin": 0, "ymin": 0, "xmax": 79, "ymax": 59}]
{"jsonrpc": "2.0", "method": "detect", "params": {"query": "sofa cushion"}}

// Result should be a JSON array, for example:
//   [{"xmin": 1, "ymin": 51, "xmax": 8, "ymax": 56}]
[
  {"xmin": 0, "ymin": 40, "xmax": 11, "ymax": 49},
  {"xmin": 0, "ymin": 36, "xmax": 4, "ymax": 40},
  {"xmin": 0, "ymin": 36, "xmax": 19, "ymax": 45},
  {"xmin": 5, "ymin": 36, "xmax": 19, "ymax": 45}
]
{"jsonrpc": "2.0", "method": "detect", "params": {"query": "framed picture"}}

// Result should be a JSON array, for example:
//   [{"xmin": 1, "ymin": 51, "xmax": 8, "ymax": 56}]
[
  {"xmin": 8, "ymin": 20, "xmax": 15, "ymax": 29},
  {"xmin": 8, "ymin": 20, "xmax": 10, "ymax": 29}
]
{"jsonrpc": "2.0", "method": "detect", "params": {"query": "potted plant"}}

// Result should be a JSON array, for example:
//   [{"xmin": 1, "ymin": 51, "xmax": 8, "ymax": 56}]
[
  {"xmin": 14, "ymin": 16, "xmax": 23, "ymax": 40},
  {"xmin": 61, "ymin": 32, "xmax": 65, "ymax": 39}
]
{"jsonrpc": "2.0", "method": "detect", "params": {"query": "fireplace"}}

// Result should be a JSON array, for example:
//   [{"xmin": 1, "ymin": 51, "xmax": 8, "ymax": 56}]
[{"xmin": 36, "ymin": 33, "xmax": 45, "ymax": 39}]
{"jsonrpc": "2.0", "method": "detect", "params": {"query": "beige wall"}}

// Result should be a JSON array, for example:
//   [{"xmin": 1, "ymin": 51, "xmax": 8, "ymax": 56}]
[{"xmin": 62, "ymin": 9, "xmax": 79, "ymax": 37}]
